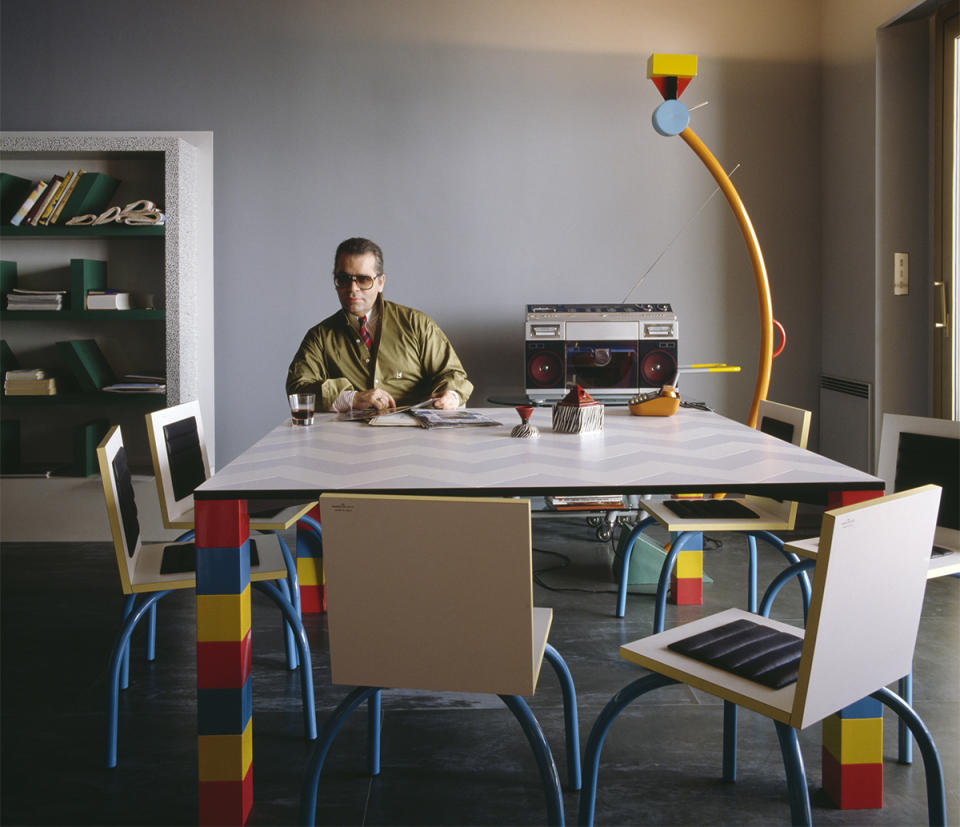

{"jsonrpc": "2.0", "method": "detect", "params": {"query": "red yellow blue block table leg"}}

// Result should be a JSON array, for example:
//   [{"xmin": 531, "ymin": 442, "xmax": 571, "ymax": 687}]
[
  {"xmin": 822, "ymin": 489, "xmax": 885, "ymax": 809},
  {"xmin": 822, "ymin": 697, "xmax": 884, "ymax": 809},
  {"xmin": 669, "ymin": 530, "xmax": 703, "ymax": 605},
  {"xmin": 297, "ymin": 504, "xmax": 325, "ymax": 613},
  {"xmin": 195, "ymin": 499, "xmax": 254, "ymax": 826}
]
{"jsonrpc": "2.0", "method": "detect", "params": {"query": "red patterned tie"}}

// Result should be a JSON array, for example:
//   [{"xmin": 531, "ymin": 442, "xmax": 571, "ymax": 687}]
[{"xmin": 359, "ymin": 315, "xmax": 372, "ymax": 349}]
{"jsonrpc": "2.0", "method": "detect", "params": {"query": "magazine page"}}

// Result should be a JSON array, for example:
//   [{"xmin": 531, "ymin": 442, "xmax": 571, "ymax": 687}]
[{"xmin": 408, "ymin": 409, "xmax": 503, "ymax": 428}]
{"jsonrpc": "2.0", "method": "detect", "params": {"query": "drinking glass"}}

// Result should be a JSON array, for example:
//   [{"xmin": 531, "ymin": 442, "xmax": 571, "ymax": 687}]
[{"xmin": 288, "ymin": 393, "xmax": 315, "ymax": 426}]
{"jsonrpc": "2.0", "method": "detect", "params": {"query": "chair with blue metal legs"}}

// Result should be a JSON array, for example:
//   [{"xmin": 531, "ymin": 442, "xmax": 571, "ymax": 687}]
[
  {"xmin": 580, "ymin": 486, "xmax": 947, "ymax": 826},
  {"xmin": 300, "ymin": 494, "xmax": 581, "ymax": 827},
  {"xmin": 145, "ymin": 400, "xmax": 322, "ymax": 669},
  {"xmin": 97, "ymin": 425, "xmax": 317, "ymax": 769},
  {"xmin": 615, "ymin": 400, "xmax": 813, "ymax": 629},
  {"xmin": 765, "ymin": 412, "xmax": 960, "ymax": 765}
]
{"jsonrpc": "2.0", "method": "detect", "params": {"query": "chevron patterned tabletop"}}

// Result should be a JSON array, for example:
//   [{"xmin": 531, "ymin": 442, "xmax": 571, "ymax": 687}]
[{"xmin": 196, "ymin": 407, "xmax": 882, "ymax": 503}]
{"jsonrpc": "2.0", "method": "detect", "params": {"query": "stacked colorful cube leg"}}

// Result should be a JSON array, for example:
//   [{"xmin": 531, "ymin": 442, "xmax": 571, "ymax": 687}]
[
  {"xmin": 669, "ymin": 530, "xmax": 703, "ymax": 605},
  {"xmin": 822, "ymin": 697, "xmax": 884, "ymax": 809},
  {"xmin": 195, "ymin": 499, "xmax": 254, "ymax": 825},
  {"xmin": 297, "ymin": 504, "xmax": 325, "ymax": 613}
]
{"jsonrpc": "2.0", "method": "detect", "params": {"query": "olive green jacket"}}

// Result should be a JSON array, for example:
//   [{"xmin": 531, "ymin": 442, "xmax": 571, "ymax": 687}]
[{"xmin": 285, "ymin": 297, "xmax": 473, "ymax": 410}]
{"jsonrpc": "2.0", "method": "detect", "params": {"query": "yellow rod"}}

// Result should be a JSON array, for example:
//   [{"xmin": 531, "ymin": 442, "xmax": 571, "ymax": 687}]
[
  {"xmin": 678, "ymin": 366, "xmax": 741, "ymax": 374},
  {"xmin": 678, "ymin": 126, "xmax": 773, "ymax": 428}
]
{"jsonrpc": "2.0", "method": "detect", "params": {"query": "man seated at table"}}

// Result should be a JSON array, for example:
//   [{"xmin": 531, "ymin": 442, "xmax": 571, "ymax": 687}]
[{"xmin": 286, "ymin": 237, "xmax": 473, "ymax": 412}]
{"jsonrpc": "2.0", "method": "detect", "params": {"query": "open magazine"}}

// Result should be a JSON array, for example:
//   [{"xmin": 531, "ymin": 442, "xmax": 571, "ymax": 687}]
[
  {"xmin": 406, "ymin": 409, "xmax": 502, "ymax": 429},
  {"xmin": 336, "ymin": 398, "xmax": 435, "ymax": 424},
  {"xmin": 337, "ymin": 401, "xmax": 502, "ymax": 429}
]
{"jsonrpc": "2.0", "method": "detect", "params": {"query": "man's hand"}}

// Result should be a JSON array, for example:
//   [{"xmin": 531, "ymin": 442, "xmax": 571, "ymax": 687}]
[
  {"xmin": 353, "ymin": 389, "xmax": 396, "ymax": 410},
  {"xmin": 430, "ymin": 390, "xmax": 460, "ymax": 410}
]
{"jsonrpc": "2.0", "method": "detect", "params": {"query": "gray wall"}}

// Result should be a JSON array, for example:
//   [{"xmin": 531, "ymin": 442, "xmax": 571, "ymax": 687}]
[
  {"xmin": 877, "ymin": 16, "xmax": 934, "ymax": 423},
  {"xmin": 0, "ymin": 0, "xmax": 935, "ymax": 465}
]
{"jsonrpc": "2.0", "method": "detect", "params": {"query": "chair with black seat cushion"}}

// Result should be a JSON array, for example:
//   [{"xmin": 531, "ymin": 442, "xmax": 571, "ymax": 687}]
[
  {"xmin": 763, "ymin": 413, "xmax": 960, "ymax": 764},
  {"xmin": 615, "ymin": 399, "xmax": 813, "ymax": 629},
  {"xmin": 146, "ymin": 400, "xmax": 322, "ymax": 666},
  {"xmin": 97, "ymin": 425, "xmax": 316, "ymax": 768},
  {"xmin": 580, "ymin": 486, "xmax": 947, "ymax": 826},
  {"xmin": 299, "ymin": 494, "xmax": 581, "ymax": 827}
]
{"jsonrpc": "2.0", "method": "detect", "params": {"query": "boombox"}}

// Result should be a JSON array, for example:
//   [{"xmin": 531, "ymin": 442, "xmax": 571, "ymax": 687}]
[{"xmin": 524, "ymin": 303, "xmax": 678, "ymax": 401}]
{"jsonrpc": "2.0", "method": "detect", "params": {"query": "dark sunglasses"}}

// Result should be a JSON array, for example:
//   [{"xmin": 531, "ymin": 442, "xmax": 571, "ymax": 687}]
[{"xmin": 334, "ymin": 272, "xmax": 381, "ymax": 290}]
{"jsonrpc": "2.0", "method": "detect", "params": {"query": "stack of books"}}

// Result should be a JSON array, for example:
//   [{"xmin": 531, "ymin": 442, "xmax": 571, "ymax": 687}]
[
  {"xmin": 7, "ymin": 171, "xmax": 120, "ymax": 227},
  {"xmin": 4, "ymin": 368, "xmax": 57, "ymax": 396},
  {"xmin": 5, "ymin": 288, "xmax": 67, "ymax": 310}
]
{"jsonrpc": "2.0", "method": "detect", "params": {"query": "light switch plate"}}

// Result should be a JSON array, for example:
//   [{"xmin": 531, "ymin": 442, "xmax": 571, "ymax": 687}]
[{"xmin": 894, "ymin": 252, "xmax": 908, "ymax": 295}]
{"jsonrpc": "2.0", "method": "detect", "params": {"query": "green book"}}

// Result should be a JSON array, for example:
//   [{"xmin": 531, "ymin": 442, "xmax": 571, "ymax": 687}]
[
  {"xmin": 57, "ymin": 172, "xmax": 121, "ymax": 222},
  {"xmin": 1, "ymin": 338, "xmax": 21, "ymax": 379},
  {"xmin": 0, "ymin": 419, "xmax": 21, "ymax": 473},
  {"xmin": 69, "ymin": 259, "xmax": 107, "ymax": 310},
  {"xmin": 0, "ymin": 261, "xmax": 17, "ymax": 296},
  {"xmin": 56, "ymin": 339, "xmax": 116, "ymax": 391},
  {"xmin": 72, "ymin": 418, "xmax": 109, "ymax": 476},
  {"xmin": 0, "ymin": 173, "xmax": 34, "ymax": 224}
]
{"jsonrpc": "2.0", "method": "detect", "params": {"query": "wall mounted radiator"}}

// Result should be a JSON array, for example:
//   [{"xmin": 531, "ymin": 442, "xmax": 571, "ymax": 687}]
[{"xmin": 819, "ymin": 375, "xmax": 873, "ymax": 472}]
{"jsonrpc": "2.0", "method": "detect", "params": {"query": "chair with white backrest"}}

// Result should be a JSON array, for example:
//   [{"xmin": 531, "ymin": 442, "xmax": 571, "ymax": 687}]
[
  {"xmin": 145, "ymin": 400, "xmax": 322, "ymax": 667},
  {"xmin": 579, "ymin": 486, "xmax": 947, "ymax": 826},
  {"xmin": 299, "ymin": 494, "xmax": 581, "ymax": 827},
  {"xmin": 763, "ymin": 413, "xmax": 960, "ymax": 763},
  {"xmin": 616, "ymin": 399, "xmax": 813, "ymax": 629},
  {"xmin": 97, "ymin": 425, "xmax": 316, "ymax": 768}
]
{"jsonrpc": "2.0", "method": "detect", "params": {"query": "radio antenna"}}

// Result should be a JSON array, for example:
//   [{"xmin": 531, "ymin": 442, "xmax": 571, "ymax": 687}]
[{"xmin": 620, "ymin": 161, "xmax": 741, "ymax": 303}]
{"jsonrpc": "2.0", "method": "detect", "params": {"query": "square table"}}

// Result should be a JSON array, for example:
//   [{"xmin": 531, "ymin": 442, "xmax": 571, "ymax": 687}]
[{"xmin": 192, "ymin": 406, "xmax": 883, "ymax": 824}]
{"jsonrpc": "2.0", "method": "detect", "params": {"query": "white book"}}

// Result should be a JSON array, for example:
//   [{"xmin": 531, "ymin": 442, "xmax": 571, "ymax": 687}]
[
  {"xmin": 86, "ymin": 292, "xmax": 131, "ymax": 310},
  {"xmin": 102, "ymin": 382, "xmax": 165, "ymax": 393}
]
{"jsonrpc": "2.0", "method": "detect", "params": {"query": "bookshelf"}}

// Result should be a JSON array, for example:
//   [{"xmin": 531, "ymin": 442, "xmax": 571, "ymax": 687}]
[{"xmin": 0, "ymin": 132, "xmax": 214, "ymax": 478}]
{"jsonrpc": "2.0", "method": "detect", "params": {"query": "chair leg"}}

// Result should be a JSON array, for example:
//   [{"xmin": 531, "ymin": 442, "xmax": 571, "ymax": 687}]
[
  {"xmin": 367, "ymin": 689, "xmax": 382, "ymax": 776},
  {"xmin": 544, "ymin": 643, "xmax": 581, "ymax": 790},
  {"xmin": 146, "ymin": 602, "xmax": 157, "ymax": 662},
  {"xmin": 106, "ymin": 590, "xmax": 171, "ymax": 768},
  {"xmin": 748, "ymin": 530, "xmax": 812, "ymax": 621},
  {"xmin": 262, "ymin": 530, "xmax": 300, "ymax": 669},
  {"xmin": 301, "ymin": 685, "xmax": 565, "ymax": 826},
  {"xmin": 274, "ymin": 576, "xmax": 300, "ymax": 670},
  {"xmin": 578, "ymin": 672, "xmax": 678, "ymax": 827},
  {"xmin": 300, "ymin": 686, "xmax": 380, "ymax": 827},
  {"xmin": 251, "ymin": 580, "xmax": 317, "ymax": 740},
  {"xmin": 759, "ymin": 559, "xmax": 816, "ymax": 619},
  {"xmin": 773, "ymin": 721, "xmax": 811, "ymax": 826},
  {"xmin": 872, "ymin": 687, "xmax": 947, "ymax": 826},
  {"xmin": 274, "ymin": 530, "xmax": 302, "ymax": 616},
  {"xmin": 499, "ymin": 694, "xmax": 565, "ymax": 827},
  {"xmin": 746, "ymin": 535, "xmax": 758, "ymax": 613},
  {"xmin": 653, "ymin": 532, "xmax": 698, "ymax": 633},
  {"xmin": 722, "ymin": 701, "xmax": 737, "ymax": 782},
  {"xmin": 118, "ymin": 595, "xmax": 135, "ymax": 690},
  {"xmin": 898, "ymin": 671, "xmax": 913, "ymax": 764},
  {"xmin": 297, "ymin": 513, "xmax": 323, "ymax": 548},
  {"xmin": 615, "ymin": 516, "xmax": 656, "ymax": 618}
]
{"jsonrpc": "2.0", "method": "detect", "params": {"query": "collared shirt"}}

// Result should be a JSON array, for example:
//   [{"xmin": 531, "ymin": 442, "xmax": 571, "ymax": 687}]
[
  {"xmin": 286, "ymin": 296, "xmax": 473, "ymax": 411},
  {"xmin": 344, "ymin": 302, "xmax": 379, "ymax": 341}
]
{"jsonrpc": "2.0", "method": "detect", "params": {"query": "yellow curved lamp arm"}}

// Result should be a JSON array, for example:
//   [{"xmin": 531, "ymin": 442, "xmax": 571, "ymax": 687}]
[
  {"xmin": 678, "ymin": 127, "xmax": 772, "ymax": 428},
  {"xmin": 647, "ymin": 54, "xmax": 773, "ymax": 428}
]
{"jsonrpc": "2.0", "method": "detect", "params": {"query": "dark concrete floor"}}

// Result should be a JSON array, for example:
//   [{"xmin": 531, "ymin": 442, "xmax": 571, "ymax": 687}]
[{"xmin": 1, "ymin": 517, "xmax": 957, "ymax": 826}]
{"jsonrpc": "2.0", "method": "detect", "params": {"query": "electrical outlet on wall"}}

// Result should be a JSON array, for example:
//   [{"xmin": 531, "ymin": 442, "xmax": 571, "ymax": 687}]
[{"xmin": 894, "ymin": 252, "xmax": 909, "ymax": 295}]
